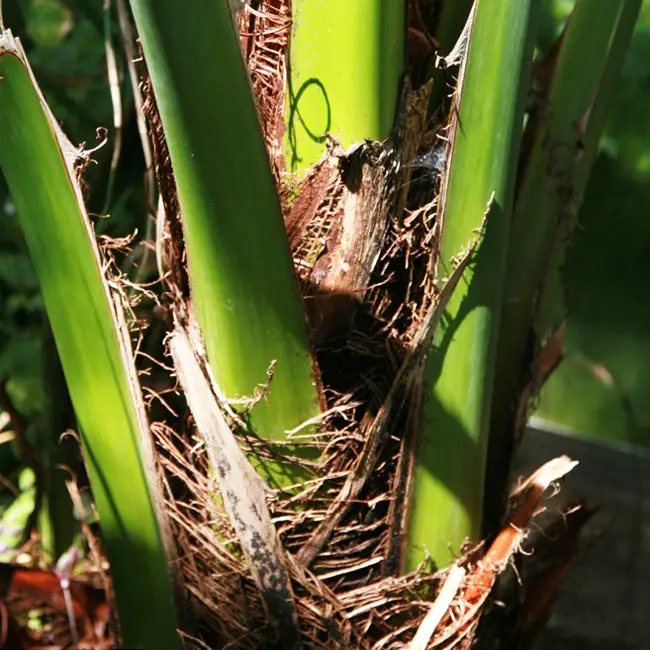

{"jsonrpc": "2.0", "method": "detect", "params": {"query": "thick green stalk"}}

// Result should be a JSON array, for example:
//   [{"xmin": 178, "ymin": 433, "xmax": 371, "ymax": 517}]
[
  {"xmin": 485, "ymin": 0, "xmax": 642, "ymax": 529},
  {"xmin": 0, "ymin": 32, "xmax": 180, "ymax": 649},
  {"xmin": 406, "ymin": 0, "xmax": 538, "ymax": 570},
  {"xmin": 286, "ymin": 0, "xmax": 405, "ymax": 171},
  {"xmin": 128, "ymin": 1, "xmax": 321, "ymax": 479}
]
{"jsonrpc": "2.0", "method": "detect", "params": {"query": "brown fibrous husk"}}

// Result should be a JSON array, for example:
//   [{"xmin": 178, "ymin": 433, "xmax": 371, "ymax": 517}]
[{"xmin": 126, "ymin": 3, "xmax": 588, "ymax": 649}]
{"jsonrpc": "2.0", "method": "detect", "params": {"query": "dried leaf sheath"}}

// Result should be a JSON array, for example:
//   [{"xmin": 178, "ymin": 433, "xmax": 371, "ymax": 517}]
[{"xmin": 170, "ymin": 325, "xmax": 301, "ymax": 649}]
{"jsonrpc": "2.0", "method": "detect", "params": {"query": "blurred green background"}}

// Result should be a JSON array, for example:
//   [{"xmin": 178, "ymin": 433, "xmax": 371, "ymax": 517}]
[{"xmin": 534, "ymin": 0, "xmax": 650, "ymax": 448}]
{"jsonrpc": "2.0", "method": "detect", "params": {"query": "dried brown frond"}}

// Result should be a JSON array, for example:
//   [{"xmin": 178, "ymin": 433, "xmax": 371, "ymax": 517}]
[
  {"xmin": 402, "ymin": 458, "xmax": 582, "ymax": 650},
  {"xmin": 237, "ymin": 0, "xmax": 292, "ymax": 185},
  {"xmin": 139, "ymin": 53, "xmax": 190, "ymax": 310}
]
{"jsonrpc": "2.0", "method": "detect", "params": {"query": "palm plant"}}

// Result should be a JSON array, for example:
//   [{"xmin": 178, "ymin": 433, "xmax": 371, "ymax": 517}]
[{"xmin": 0, "ymin": 0, "xmax": 640, "ymax": 647}]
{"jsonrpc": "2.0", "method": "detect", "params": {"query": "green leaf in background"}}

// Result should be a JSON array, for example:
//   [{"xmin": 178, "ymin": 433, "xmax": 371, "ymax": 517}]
[
  {"xmin": 0, "ymin": 468, "xmax": 36, "ymax": 563},
  {"xmin": 0, "ymin": 252, "xmax": 38, "ymax": 291},
  {"xmin": 535, "ymin": 0, "xmax": 649, "ymax": 447},
  {"xmin": 26, "ymin": 0, "xmax": 74, "ymax": 48}
]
